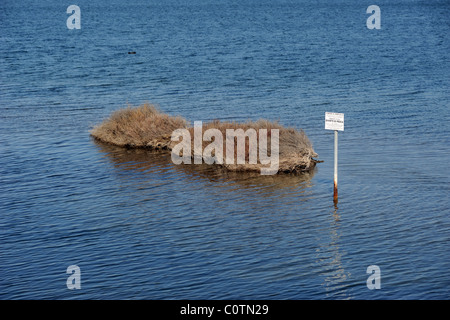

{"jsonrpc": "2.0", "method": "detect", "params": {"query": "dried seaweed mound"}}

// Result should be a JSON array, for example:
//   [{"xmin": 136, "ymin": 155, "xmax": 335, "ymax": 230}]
[{"xmin": 90, "ymin": 103, "xmax": 319, "ymax": 174}]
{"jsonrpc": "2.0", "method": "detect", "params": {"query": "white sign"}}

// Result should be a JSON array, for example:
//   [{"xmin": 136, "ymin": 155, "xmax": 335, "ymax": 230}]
[{"xmin": 325, "ymin": 112, "xmax": 344, "ymax": 131}]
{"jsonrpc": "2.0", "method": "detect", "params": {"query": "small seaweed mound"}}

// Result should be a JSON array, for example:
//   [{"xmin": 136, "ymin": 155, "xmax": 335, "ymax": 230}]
[
  {"xmin": 91, "ymin": 103, "xmax": 319, "ymax": 174},
  {"xmin": 90, "ymin": 103, "xmax": 187, "ymax": 148}
]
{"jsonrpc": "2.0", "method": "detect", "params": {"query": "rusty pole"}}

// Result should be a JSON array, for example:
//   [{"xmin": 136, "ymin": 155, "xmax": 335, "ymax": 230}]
[{"xmin": 333, "ymin": 130, "xmax": 338, "ymax": 203}]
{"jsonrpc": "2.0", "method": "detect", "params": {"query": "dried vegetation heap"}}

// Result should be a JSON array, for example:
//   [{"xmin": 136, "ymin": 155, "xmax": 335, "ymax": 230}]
[
  {"xmin": 90, "ymin": 103, "xmax": 187, "ymax": 149},
  {"xmin": 90, "ymin": 103, "xmax": 319, "ymax": 173}
]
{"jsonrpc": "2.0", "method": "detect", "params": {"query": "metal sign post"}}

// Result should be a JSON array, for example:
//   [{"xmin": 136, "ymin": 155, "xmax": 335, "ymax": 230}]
[
  {"xmin": 334, "ymin": 130, "xmax": 338, "ymax": 203},
  {"xmin": 325, "ymin": 112, "xmax": 344, "ymax": 203}
]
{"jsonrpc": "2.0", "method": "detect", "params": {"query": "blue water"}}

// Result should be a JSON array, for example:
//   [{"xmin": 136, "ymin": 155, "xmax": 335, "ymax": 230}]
[{"xmin": 0, "ymin": 0, "xmax": 449, "ymax": 299}]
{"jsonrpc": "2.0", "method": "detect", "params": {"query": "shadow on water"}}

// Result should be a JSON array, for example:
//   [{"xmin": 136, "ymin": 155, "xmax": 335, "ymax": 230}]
[{"xmin": 93, "ymin": 140, "xmax": 316, "ymax": 195}]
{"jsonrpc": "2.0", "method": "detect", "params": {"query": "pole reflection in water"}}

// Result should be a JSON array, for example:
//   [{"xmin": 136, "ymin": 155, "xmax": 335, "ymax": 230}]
[{"xmin": 315, "ymin": 201, "xmax": 352, "ymax": 299}]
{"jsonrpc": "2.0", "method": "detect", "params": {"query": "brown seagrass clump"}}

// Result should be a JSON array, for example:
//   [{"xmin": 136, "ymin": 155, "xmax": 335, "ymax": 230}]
[
  {"xmin": 90, "ymin": 103, "xmax": 319, "ymax": 174},
  {"xmin": 90, "ymin": 103, "xmax": 188, "ymax": 149}
]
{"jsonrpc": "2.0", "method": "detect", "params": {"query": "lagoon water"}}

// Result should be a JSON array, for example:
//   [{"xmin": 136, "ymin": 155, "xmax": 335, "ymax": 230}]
[{"xmin": 0, "ymin": 0, "xmax": 449, "ymax": 299}]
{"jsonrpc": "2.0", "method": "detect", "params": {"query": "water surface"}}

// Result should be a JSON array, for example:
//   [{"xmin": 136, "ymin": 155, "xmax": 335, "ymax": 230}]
[{"xmin": 0, "ymin": 0, "xmax": 449, "ymax": 299}]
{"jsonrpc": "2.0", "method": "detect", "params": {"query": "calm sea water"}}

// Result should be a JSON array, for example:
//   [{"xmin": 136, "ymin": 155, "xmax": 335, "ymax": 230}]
[{"xmin": 0, "ymin": 0, "xmax": 449, "ymax": 299}]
